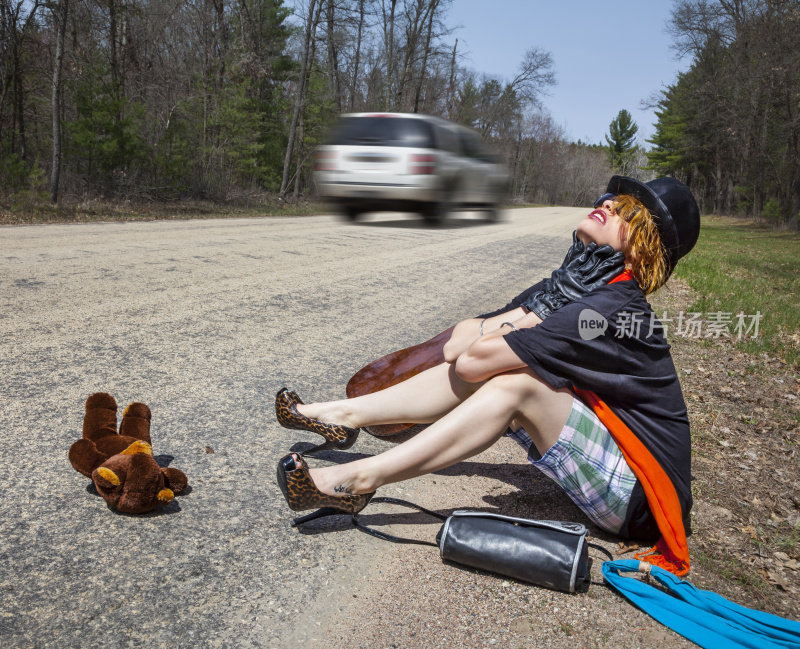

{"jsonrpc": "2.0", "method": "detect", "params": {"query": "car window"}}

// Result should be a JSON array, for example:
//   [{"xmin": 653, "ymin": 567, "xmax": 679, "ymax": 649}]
[
  {"xmin": 458, "ymin": 128, "xmax": 488, "ymax": 160},
  {"xmin": 435, "ymin": 124, "xmax": 459, "ymax": 154},
  {"xmin": 329, "ymin": 117, "xmax": 436, "ymax": 148}
]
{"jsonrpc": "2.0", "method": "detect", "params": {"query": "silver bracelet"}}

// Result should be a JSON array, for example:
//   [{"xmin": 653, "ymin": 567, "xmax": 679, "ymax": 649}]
[
  {"xmin": 501, "ymin": 321, "xmax": 518, "ymax": 332},
  {"xmin": 479, "ymin": 318, "xmax": 487, "ymax": 335}
]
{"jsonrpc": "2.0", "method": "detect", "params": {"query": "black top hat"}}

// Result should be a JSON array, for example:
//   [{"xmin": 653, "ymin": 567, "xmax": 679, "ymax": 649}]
[{"xmin": 606, "ymin": 175, "xmax": 700, "ymax": 273}]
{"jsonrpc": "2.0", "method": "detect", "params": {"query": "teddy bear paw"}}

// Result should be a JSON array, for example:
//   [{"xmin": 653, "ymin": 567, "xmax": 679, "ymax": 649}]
[
  {"xmin": 121, "ymin": 440, "xmax": 152, "ymax": 456},
  {"xmin": 95, "ymin": 467, "xmax": 121, "ymax": 487},
  {"xmin": 157, "ymin": 488, "xmax": 175, "ymax": 504}
]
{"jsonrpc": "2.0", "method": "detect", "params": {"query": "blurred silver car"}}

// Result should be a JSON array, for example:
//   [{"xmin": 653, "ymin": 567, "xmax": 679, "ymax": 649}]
[{"xmin": 313, "ymin": 113, "xmax": 509, "ymax": 222}]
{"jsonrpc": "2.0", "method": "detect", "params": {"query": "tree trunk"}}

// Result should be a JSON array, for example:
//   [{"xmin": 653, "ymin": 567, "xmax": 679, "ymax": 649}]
[
  {"xmin": 0, "ymin": 1, "xmax": 11, "ymax": 131},
  {"xmin": 394, "ymin": 0, "xmax": 426, "ymax": 110},
  {"xmin": 294, "ymin": 1, "xmax": 323, "ymax": 200},
  {"xmin": 325, "ymin": 0, "xmax": 342, "ymax": 112},
  {"xmin": 446, "ymin": 38, "xmax": 457, "ymax": 119},
  {"xmin": 382, "ymin": 0, "xmax": 397, "ymax": 109},
  {"xmin": 12, "ymin": 31, "xmax": 24, "ymax": 159},
  {"xmin": 413, "ymin": 0, "xmax": 437, "ymax": 113},
  {"xmin": 50, "ymin": 0, "xmax": 69, "ymax": 204},
  {"xmin": 350, "ymin": 0, "xmax": 366, "ymax": 111},
  {"xmin": 6, "ymin": 0, "xmax": 45, "ymax": 160},
  {"xmin": 280, "ymin": 0, "xmax": 320, "ymax": 198},
  {"xmin": 213, "ymin": 0, "xmax": 227, "ymax": 90},
  {"xmin": 109, "ymin": 0, "xmax": 118, "ymax": 90}
]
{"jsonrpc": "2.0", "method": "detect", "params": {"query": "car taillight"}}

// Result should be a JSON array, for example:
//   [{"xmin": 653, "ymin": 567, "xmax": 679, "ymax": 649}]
[
  {"xmin": 314, "ymin": 150, "xmax": 338, "ymax": 171},
  {"xmin": 409, "ymin": 153, "xmax": 437, "ymax": 175}
]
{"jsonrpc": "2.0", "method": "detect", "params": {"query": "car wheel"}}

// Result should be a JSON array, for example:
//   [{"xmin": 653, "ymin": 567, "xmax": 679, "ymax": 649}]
[
  {"xmin": 484, "ymin": 186, "xmax": 506, "ymax": 222},
  {"xmin": 421, "ymin": 202, "xmax": 443, "ymax": 223},
  {"xmin": 341, "ymin": 206, "xmax": 361, "ymax": 222},
  {"xmin": 484, "ymin": 202, "xmax": 502, "ymax": 222},
  {"xmin": 421, "ymin": 184, "xmax": 454, "ymax": 223}
]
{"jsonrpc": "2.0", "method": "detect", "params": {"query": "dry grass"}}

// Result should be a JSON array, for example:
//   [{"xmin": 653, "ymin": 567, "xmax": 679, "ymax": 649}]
[{"xmin": 0, "ymin": 195, "xmax": 327, "ymax": 225}]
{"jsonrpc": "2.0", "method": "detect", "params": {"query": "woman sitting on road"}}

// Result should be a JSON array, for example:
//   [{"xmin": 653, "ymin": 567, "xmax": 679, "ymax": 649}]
[{"xmin": 274, "ymin": 175, "xmax": 701, "ymax": 574}]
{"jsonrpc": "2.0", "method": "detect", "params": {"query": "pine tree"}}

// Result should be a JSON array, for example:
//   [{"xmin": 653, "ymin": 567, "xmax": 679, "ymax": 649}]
[
  {"xmin": 605, "ymin": 109, "xmax": 639, "ymax": 173},
  {"xmin": 646, "ymin": 75, "xmax": 696, "ymax": 180}
]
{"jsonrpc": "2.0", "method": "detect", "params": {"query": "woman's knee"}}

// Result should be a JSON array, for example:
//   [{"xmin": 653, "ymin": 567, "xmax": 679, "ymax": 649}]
[
  {"xmin": 443, "ymin": 318, "xmax": 478, "ymax": 363},
  {"xmin": 442, "ymin": 336, "xmax": 458, "ymax": 363},
  {"xmin": 482, "ymin": 370, "xmax": 552, "ymax": 404}
]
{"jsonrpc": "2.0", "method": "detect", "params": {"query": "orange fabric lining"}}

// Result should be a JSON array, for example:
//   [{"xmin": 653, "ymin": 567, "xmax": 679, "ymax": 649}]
[
  {"xmin": 573, "ymin": 270, "xmax": 690, "ymax": 575},
  {"xmin": 573, "ymin": 388, "xmax": 690, "ymax": 575}
]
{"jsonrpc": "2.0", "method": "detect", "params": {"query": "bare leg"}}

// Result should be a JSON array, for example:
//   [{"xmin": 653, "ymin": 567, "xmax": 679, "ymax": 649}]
[
  {"xmin": 308, "ymin": 369, "xmax": 574, "ymax": 496},
  {"xmin": 297, "ymin": 361, "xmax": 481, "ymax": 429}
]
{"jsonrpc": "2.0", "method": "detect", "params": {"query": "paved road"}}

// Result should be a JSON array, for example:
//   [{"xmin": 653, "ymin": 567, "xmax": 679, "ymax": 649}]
[{"xmin": 1, "ymin": 208, "xmax": 583, "ymax": 648}]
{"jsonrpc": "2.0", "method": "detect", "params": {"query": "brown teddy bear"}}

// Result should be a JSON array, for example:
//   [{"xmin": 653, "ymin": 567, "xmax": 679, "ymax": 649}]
[{"xmin": 69, "ymin": 392, "xmax": 188, "ymax": 514}]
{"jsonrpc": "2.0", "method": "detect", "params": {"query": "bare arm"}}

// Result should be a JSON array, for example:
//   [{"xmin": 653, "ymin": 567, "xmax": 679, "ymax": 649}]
[
  {"xmin": 442, "ymin": 308, "xmax": 529, "ymax": 362},
  {"xmin": 447, "ymin": 310, "xmax": 543, "ymax": 383}
]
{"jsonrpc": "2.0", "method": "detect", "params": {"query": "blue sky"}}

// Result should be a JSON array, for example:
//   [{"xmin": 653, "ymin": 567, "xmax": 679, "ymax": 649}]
[{"xmin": 446, "ymin": 0, "xmax": 691, "ymax": 146}]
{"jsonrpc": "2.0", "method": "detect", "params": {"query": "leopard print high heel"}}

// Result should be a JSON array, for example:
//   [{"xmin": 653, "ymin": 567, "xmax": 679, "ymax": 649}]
[
  {"xmin": 275, "ymin": 387, "xmax": 360, "ymax": 454},
  {"xmin": 276, "ymin": 453, "xmax": 374, "ymax": 526}
]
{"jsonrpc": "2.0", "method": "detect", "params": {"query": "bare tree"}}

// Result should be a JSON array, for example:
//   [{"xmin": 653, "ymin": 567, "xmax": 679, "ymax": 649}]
[
  {"xmin": 280, "ymin": 0, "xmax": 321, "ymax": 197},
  {"xmin": 393, "ymin": 0, "xmax": 427, "ymax": 109},
  {"xmin": 411, "ymin": 0, "xmax": 437, "ymax": 112},
  {"xmin": 49, "ymin": 0, "xmax": 68, "ymax": 203},
  {"xmin": 349, "ymin": 0, "xmax": 367, "ymax": 110},
  {"xmin": 445, "ymin": 36, "xmax": 456, "ymax": 118},
  {"xmin": 324, "ymin": 0, "xmax": 343, "ymax": 112},
  {"xmin": 508, "ymin": 47, "xmax": 555, "ymax": 106},
  {"xmin": 1, "ymin": 0, "xmax": 41, "ymax": 162},
  {"xmin": 380, "ymin": 0, "xmax": 396, "ymax": 108}
]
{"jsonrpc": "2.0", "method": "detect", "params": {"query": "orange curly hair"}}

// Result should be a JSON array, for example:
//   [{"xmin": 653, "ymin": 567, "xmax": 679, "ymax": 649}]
[{"xmin": 614, "ymin": 194, "xmax": 668, "ymax": 295}]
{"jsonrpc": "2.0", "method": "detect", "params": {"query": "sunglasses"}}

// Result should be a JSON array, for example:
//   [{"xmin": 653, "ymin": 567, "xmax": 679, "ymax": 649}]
[{"xmin": 593, "ymin": 193, "xmax": 616, "ymax": 208}]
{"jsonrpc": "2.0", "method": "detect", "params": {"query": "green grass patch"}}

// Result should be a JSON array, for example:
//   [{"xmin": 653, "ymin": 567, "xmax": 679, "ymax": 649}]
[{"xmin": 674, "ymin": 215, "xmax": 800, "ymax": 366}]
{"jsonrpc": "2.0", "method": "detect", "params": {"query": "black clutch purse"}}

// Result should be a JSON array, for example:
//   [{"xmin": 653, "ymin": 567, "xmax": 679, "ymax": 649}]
[
  {"xmin": 352, "ymin": 498, "xmax": 609, "ymax": 593},
  {"xmin": 437, "ymin": 511, "xmax": 589, "ymax": 593}
]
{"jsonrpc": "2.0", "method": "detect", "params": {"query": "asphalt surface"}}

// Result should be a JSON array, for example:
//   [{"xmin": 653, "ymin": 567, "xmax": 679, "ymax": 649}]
[{"xmin": 1, "ymin": 207, "xmax": 677, "ymax": 649}]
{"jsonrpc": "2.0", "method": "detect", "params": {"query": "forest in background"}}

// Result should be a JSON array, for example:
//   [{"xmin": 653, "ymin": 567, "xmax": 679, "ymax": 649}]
[
  {"xmin": 649, "ymin": 0, "xmax": 800, "ymax": 227},
  {"xmin": 1, "ymin": 0, "xmax": 798, "ymax": 226}
]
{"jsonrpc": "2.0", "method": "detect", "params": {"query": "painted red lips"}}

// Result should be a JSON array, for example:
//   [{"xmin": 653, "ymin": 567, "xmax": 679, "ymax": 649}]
[{"xmin": 588, "ymin": 208, "xmax": 607, "ymax": 225}]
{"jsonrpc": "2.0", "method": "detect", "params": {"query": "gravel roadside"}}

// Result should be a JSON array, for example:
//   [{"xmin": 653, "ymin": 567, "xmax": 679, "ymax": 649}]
[
  {"xmin": 316, "ymin": 436, "xmax": 695, "ymax": 649},
  {"xmin": 295, "ymin": 279, "xmax": 704, "ymax": 649},
  {"xmin": 3, "ymin": 209, "xmax": 766, "ymax": 649}
]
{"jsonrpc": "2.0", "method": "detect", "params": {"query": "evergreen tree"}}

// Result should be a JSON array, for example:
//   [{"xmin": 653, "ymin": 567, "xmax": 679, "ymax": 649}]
[
  {"xmin": 217, "ymin": 0, "xmax": 294, "ymax": 194},
  {"xmin": 66, "ymin": 63, "xmax": 148, "ymax": 195},
  {"xmin": 647, "ymin": 76, "xmax": 695, "ymax": 179},
  {"xmin": 605, "ymin": 109, "xmax": 639, "ymax": 173}
]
